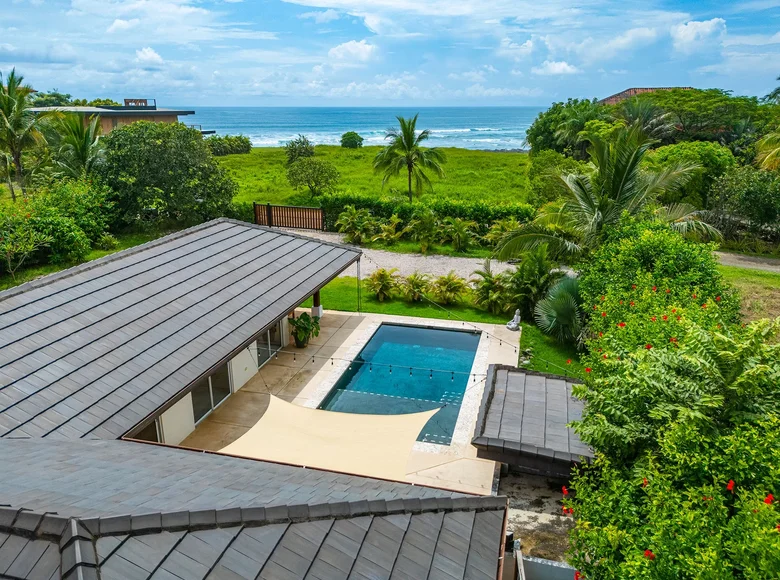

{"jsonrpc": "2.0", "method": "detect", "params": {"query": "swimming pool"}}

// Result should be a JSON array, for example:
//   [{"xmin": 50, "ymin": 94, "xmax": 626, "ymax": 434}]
[{"xmin": 318, "ymin": 323, "xmax": 481, "ymax": 445}]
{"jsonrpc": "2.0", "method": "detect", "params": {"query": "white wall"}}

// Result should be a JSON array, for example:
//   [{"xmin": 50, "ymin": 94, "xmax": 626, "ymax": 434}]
[
  {"xmin": 230, "ymin": 343, "xmax": 258, "ymax": 392},
  {"xmin": 159, "ymin": 392, "xmax": 195, "ymax": 445}
]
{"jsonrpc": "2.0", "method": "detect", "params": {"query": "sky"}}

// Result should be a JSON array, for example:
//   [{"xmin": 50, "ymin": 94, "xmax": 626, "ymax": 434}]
[{"xmin": 2, "ymin": 0, "xmax": 780, "ymax": 107}]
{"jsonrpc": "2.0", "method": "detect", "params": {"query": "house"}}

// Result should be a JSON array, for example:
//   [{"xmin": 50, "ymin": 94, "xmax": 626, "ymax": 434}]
[
  {"xmin": 598, "ymin": 86, "xmax": 694, "ymax": 105},
  {"xmin": 0, "ymin": 219, "xmax": 510, "ymax": 579},
  {"xmin": 30, "ymin": 98, "xmax": 214, "ymax": 135}
]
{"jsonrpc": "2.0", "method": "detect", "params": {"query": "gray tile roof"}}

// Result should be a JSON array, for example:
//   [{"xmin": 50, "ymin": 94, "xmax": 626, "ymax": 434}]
[
  {"xmin": 472, "ymin": 366, "xmax": 593, "ymax": 475},
  {"xmin": 0, "ymin": 439, "xmax": 465, "ymax": 519},
  {"xmin": 0, "ymin": 218, "xmax": 360, "ymax": 440}
]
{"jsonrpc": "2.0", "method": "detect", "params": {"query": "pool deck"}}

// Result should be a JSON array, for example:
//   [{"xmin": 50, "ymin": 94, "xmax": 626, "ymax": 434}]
[{"xmin": 181, "ymin": 310, "xmax": 521, "ymax": 495}]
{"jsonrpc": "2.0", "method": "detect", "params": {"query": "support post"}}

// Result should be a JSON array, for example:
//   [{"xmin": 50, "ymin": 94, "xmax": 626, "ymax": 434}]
[
  {"xmin": 252, "ymin": 202, "xmax": 258, "ymax": 225},
  {"xmin": 266, "ymin": 203, "xmax": 274, "ymax": 228},
  {"xmin": 312, "ymin": 290, "xmax": 323, "ymax": 318},
  {"xmin": 356, "ymin": 258, "xmax": 362, "ymax": 315}
]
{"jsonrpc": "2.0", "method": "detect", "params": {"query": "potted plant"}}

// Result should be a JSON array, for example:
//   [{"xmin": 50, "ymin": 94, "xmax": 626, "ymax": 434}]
[{"xmin": 289, "ymin": 312, "xmax": 320, "ymax": 347}]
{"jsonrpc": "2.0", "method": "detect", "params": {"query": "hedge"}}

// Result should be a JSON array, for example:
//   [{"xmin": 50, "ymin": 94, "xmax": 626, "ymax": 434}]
[
  {"xmin": 206, "ymin": 135, "xmax": 252, "ymax": 156},
  {"xmin": 319, "ymin": 192, "xmax": 535, "ymax": 233}
]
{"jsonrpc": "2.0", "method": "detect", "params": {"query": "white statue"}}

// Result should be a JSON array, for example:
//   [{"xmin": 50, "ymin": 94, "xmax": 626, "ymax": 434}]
[{"xmin": 506, "ymin": 309, "xmax": 521, "ymax": 331}]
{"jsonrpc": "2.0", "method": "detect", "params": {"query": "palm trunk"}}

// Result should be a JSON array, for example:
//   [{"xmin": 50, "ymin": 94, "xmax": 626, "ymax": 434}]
[
  {"xmin": 4, "ymin": 160, "xmax": 15, "ymax": 202},
  {"xmin": 407, "ymin": 168, "xmax": 412, "ymax": 203},
  {"xmin": 13, "ymin": 153, "xmax": 25, "ymax": 197}
]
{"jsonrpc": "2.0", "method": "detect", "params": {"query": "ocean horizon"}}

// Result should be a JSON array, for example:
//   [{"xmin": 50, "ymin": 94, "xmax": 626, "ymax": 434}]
[{"xmin": 180, "ymin": 106, "xmax": 545, "ymax": 150}]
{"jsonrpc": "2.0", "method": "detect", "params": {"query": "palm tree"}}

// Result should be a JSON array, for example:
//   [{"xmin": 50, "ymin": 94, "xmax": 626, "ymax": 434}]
[
  {"xmin": 497, "ymin": 123, "xmax": 716, "ymax": 262},
  {"xmin": 373, "ymin": 114, "xmax": 446, "ymax": 202},
  {"xmin": 763, "ymin": 76, "xmax": 780, "ymax": 104},
  {"xmin": 0, "ymin": 69, "xmax": 56, "ymax": 197},
  {"xmin": 614, "ymin": 97, "xmax": 674, "ymax": 141},
  {"xmin": 757, "ymin": 131, "xmax": 780, "ymax": 170},
  {"xmin": 50, "ymin": 113, "xmax": 103, "ymax": 178},
  {"xmin": 555, "ymin": 99, "xmax": 608, "ymax": 159}
]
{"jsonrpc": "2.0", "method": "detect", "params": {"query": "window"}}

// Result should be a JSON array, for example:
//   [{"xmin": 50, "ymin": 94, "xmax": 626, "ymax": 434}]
[
  {"xmin": 191, "ymin": 364, "xmax": 232, "ymax": 423},
  {"xmin": 257, "ymin": 321, "xmax": 284, "ymax": 368}
]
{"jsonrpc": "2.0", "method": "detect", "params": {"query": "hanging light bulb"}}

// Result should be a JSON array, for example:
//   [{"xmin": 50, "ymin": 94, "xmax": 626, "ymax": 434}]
[
  {"xmin": 451, "ymin": 371, "xmax": 454, "ymax": 382},
  {"xmin": 369, "ymin": 363, "xmax": 373, "ymax": 372},
  {"xmin": 429, "ymin": 369, "xmax": 432, "ymax": 379},
  {"xmin": 389, "ymin": 365, "xmax": 392, "ymax": 374},
  {"xmin": 409, "ymin": 367, "xmax": 412, "ymax": 376}
]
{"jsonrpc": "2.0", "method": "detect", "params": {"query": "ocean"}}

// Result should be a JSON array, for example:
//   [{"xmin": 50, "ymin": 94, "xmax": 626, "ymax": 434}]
[{"xmin": 181, "ymin": 107, "xmax": 545, "ymax": 150}]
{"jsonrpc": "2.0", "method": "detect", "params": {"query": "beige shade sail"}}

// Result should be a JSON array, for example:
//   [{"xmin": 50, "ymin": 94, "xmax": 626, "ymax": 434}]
[{"xmin": 219, "ymin": 396, "xmax": 439, "ymax": 481}]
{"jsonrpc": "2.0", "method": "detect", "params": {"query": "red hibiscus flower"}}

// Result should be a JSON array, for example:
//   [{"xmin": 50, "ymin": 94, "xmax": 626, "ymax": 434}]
[
  {"xmin": 566, "ymin": 359, "xmax": 572, "ymax": 364},
  {"xmin": 671, "ymin": 308, "xmax": 677, "ymax": 313},
  {"xmin": 603, "ymin": 354, "xmax": 608, "ymax": 359},
  {"xmin": 716, "ymin": 296, "xmax": 721, "ymax": 301},
  {"xmin": 693, "ymin": 293, "xmax": 697, "ymax": 299},
  {"xmin": 631, "ymin": 284, "xmax": 636, "ymax": 290},
  {"xmin": 601, "ymin": 311, "xmax": 607, "ymax": 317},
  {"xmin": 644, "ymin": 549, "xmax": 655, "ymax": 560},
  {"xmin": 662, "ymin": 315, "xmax": 668, "ymax": 321},
  {"xmin": 642, "ymin": 477, "xmax": 648, "ymax": 487},
  {"xmin": 645, "ymin": 344, "xmax": 653, "ymax": 350},
  {"xmin": 598, "ymin": 332, "xmax": 603, "ymax": 337},
  {"xmin": 618, "ymin": 322, "xmax": 626, "ymax": 328},
  {"xmin": 600, "ymin": 295, "xmax": 605, "ymax": 301},
  {"xmin": 669, "ymin": 337, "xmax": 677, "ymax": 343},
  {"xmin": 575, "ymin": 572, "xmax": 582, "ymax": 580},
  {"xmin": 765, "ymin": 493, "xmax": 774, "ymax": 505},
  {"xmin": 702, "ymin": 303, "xmax": 707, "ymax": 309},
  {"xmin": 727, "ymin": 480, "xmax": 735, "ymax": 492},
  {"xmin": 651, "ymin": 316, "xmax": 657, "ymax": 322},
  {"xmin": 630, "ymin": 301, "xmax": 635, "ymax": 307},
  {"xmin": 562, "ymin": 485, "xmax": 569, "ymax": 495},
  {"xmin": 652, "ymin": 286, "xmax": 657, "ymax": 292},
  {"xmin": 585, "ymin": 367, "xmax": 592, "ymax": 373},
  {"xmin": 665, "ymin": 288, "xmax": 670, "ymax": 294}
]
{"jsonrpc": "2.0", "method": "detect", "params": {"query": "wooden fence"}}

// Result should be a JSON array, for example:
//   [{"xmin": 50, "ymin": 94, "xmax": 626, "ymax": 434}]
[{"xmin": 253, "ymin": 203, "xmax": 325, "ymax": 231}]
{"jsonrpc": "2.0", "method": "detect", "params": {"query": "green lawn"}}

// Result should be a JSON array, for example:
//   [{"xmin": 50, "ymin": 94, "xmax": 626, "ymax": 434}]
[
  {"xmin": 718, "ymin": 265, "xmax": 780, "ymax": 322},
  {"xmin": 220, "ymin": 146, "xmax": 531, "ymax": 206},
  {"xmin": 302, "ymin": 276, "xmax": 583, "ymax": 377},
  {"xmin": 0, "ymin": 231, "xmax": 168, "ymax": 291}
]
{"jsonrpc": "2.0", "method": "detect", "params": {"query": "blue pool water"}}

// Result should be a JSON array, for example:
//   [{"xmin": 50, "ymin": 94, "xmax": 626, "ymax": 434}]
[{"xmin": 318, "ymin": 324, "xmax": 481, "ymax": 445}]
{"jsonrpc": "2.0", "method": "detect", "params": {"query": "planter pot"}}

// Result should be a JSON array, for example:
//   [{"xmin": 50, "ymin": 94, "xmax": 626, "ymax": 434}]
[{"xmin": 294, "ymin": 335, "xmax": 309, "ymax": 348}]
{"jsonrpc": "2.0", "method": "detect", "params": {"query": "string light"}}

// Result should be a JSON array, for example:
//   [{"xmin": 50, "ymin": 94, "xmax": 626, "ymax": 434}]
[
  {"xmin": 429, "ymin": 369, "xmax": 433, "ymax": 379},
  {"xmin": 409, "ymin": 367, "xmax": 412, "ymax": 376},
  {"xmin": 369, "ymin": 363, "xmax": 372, "ymax": 372}
]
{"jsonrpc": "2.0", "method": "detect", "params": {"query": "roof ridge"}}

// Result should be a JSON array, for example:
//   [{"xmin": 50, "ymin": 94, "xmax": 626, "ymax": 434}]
[{"xmin": 74, "ymin": 495, "xmax": 507, "ymax": 539}]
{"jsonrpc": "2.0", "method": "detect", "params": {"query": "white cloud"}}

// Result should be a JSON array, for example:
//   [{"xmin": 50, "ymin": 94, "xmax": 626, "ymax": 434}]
[
  {"xmin": 135, "ymin": 47, "xmax": 164, "ymax": 65},
  {"xmin": 106, "ymin": 18, "xmax": 139, "ymax": 33},
  {"xmin": 671, "ymin": 18, "xmax": 727, "ymax": 54},
  {"xmin": 299, "ymin": 9, "xmax": 340, "ymax": 23},
  {"xmin": 544, "ymin": 27, "xmax": 657, "ymax": 63},
  {"xmin": 462, "ymin": 84, "xmax": 541, "ymax": 97},
  {"xmin": 497, "ymin": 38, "xmax": 533, "ymax": 61},
  {"xmin": 448, "ymin": 65, "xmax": 498, "ymax": 82},
  {"xmin": 328, "ymin": 39, "xmax": 376, "ymax": 62},
  {"xmin": 531, "ymin": 60, "xmax": 580, "ymax": 75}
]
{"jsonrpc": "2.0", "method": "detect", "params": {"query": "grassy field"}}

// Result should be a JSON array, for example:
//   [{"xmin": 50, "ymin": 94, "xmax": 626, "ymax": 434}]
[
  {"xmin": 220, "ymin": 146, "xmax": 531, "ymax": 206},
  {"xmin": 0, "ymin": 231, "xmax": 167, "ymax": 291},
  {"xmin": 302, "ymin": 276, "xmax": 583, "ymax": 377},
  {"xmin": 718, "ymin": 265, "xmax": 780, "ymax": 322}
]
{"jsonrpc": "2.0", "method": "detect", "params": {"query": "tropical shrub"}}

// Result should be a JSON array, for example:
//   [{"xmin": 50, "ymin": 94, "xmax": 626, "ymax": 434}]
[
  {"xmin": 205, "ymin": 135, "xmax": 252, "ymax": 156},
  {"xmin": 284, "ymin": 134, "xmax": 314, "ymax": 165},
  {"xmin": 30, "ymin": 178, "xmax": 112, "ymax": 243},
  {"xmin": 471, "ymin": 260, "xmax": 509, "ymax": 314},
  {"xmin": 441, "ymin": 217, "xmax": 477, "ymax": 252},
  {"xmin": 286, "ymin": 158, "xmax": 339, "ymax": 199},
  {"xmin": 366, "ymin": 268, "xmax": 399, "ymax": 302},
  {"xmin": 96, "ymin": 122, "xmax": 236, "ymax": 226},
  {"xmin": 372, "ymin": 215, "xmax": 406, "ymax": 245},
  {"xmin": 402, "ymin": 272, "xmax": 430, "ymax": 302},
  {"xmin": 320, "ymin": 192, "xmax": 534, "ymax": 234},
  {"xmin": 340, "ymin": 131, "xmax": 363, "ymax": 149},
  {"xmin": 26, "ymin": 207, "xmax": 91, "ymax": 264},
  {"xmin": 95, "ymin": 232, "xmax": 119, "ymax": 250},
  {"xmin": 431, "ymin": 271, "xmax": 468, "ymax": 305},
  {"xmin": 647, "ymin": 140, "xmax": 736, "ymax": 208},
  {"xmin": 710, "ymin": 166, "xmax": 780, "ymax": 239},
  {"xmin": 408, "ymin": 207, "xmax": 438, "ymax": 254},
  {"xmin": 505, "ymin": 245, "xmax": 563, "ymax": 319},
  {"xmin": 0, "ymin": 210, "xmax": 50, "ymax": 279},
  {"xmin": 534, "ymin": 277, "xmax": 584, "ymax": 344},
  {"xmin": 483, "ymin": 217, "xmax": 521, "ymax": 247},
  {"xmin": 334, "ymin": 205, "xmax": 376, "ymax": 245}
]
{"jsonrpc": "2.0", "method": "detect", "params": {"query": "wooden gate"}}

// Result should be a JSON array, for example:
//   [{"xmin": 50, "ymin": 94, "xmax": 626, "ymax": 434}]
[{"xmin": 253, "ymin": 203, "xmax": 325, "ymax": 231}]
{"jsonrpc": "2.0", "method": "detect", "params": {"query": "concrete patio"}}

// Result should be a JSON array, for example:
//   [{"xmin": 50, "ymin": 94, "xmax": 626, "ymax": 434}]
[{"xmin": 181, "ymin": 310, "xmax": 522, "ymax": 495}]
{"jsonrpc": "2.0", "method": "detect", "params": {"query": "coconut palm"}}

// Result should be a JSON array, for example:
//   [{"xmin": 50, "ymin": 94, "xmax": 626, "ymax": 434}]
[
  {"xmin": 614, "ymin": 97, "xmax": 674, "ymax": 141},
  {"xmin": 757, "ymin": 131, "xmax": 780, "ymax": 170},
  {"xmin": 431, "ymin": 271, "xmax": 469, "ymax": 305},
  {"xmin": 0, "ymin": 69, "xmax": 56, "ymax": 197},
  {"xmin": 763, "ymin": 76, "xmax": 780, "ymax": 104},
  {"xmin": 373, "ymin": 114, "xmax": 446, "ymax": 202},
  {"xmin": 50, "ymin": 113, "xmax": 104, "ymax": 178},
  {"xmin": 555, "ymin": 99, "xmax": 609, "ymax": 159},
  {"xmin": 497, "ymin": 123, "xmax": 713, "ymax": 262}
]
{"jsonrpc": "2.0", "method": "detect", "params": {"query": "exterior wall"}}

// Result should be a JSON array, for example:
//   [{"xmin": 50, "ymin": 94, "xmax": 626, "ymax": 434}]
[
  {"xmin": 159, "ymin": 392, "xmax": 195, "ymax": 446},
  {"xmin": 96, "ymin": 114, "xmax": 181, "ymax": 134},
  {"xmin": 230, "ymin": 344, "xmax": 258, "ymax": 391}
]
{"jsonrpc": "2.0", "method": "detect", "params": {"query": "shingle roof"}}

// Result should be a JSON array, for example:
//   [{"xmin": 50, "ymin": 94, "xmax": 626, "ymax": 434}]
[
  {"xmin": 0, "ymin": 439, "xmax": 464, "ymax": 519},
  {"xmin": 0, "ymin": 219, "xmax": 360, "ymax": 440},
  {"xmin": 472, "ymin": 366, "xmax": 592, "ymax": 476},
  {"xmin": 0, "ymin": 497, "xmax": 505, "ymax": 580}
]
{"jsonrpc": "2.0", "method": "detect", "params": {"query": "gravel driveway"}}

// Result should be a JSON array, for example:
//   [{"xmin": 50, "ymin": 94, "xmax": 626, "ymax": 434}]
[
  {"xmin": 283, "ymin": 228, "xmax": 515, "ymax": 279},
  {"xmin": 284, "ymin": 229, "xmax": 780, "ymax": 277}
]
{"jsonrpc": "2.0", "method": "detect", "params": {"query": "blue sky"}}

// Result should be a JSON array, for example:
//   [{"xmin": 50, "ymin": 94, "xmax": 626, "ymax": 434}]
[{"xmin": 3, "ymin": 0, "xmax": 780, "ymax": 106}]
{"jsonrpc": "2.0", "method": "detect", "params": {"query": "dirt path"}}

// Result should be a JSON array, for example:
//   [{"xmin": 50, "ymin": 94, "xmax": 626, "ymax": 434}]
[
  {"xmin": 282, "ymin": 228, "xmax": 515, "ymax": 279},
  {"xmin": 716, "ymin": 252, "xmax": 780, "ymax": 274}
]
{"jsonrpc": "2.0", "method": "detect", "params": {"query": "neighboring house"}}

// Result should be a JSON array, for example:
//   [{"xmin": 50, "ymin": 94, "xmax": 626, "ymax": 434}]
[
  {"xmin": 0, "ymin": 219, "xmax": 510, "ymax": 580},
  {"xmin": 598, "ymin": 86, "xmax": 694, "ymax": 105},
  {"xmin": 30, "ymin": 98, "xmax": 214, "ymax": 135}
]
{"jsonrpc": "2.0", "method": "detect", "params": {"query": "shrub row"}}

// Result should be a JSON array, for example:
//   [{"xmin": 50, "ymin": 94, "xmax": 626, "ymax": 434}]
[
  {"xmin": 320, "ymin": 192, "xmax": 535, "ymax": 233},
  {"xmin": 205, "ymin": 134, "xmax": 252, "ymax": 156}
]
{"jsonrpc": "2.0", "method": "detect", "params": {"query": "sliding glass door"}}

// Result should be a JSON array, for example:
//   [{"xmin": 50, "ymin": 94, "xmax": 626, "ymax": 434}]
[
  {"xmin": 191, "ymin": 363, "xmax": 232, "ymax": 424},
  {"xmin": 256, "ymin": 320, "xmax": 284, "ymax": 368}
]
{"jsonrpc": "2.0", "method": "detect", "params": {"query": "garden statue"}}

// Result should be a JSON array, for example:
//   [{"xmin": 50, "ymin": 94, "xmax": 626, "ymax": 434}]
[{"xmin": 506, "ymin": 309, "xmax": 521, "ymax": 331}]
